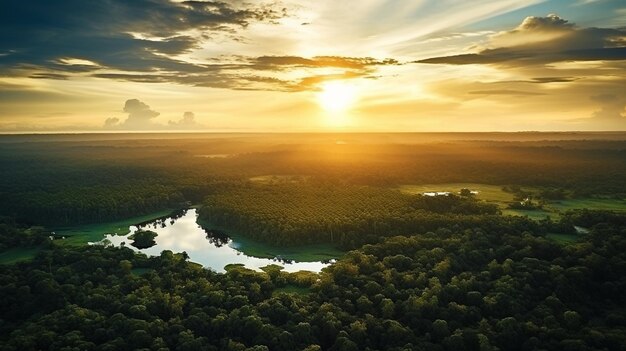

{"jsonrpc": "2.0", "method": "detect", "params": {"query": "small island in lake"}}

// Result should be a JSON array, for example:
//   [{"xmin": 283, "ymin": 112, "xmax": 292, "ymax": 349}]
[{"xmin": 128, "ymin": 230, "xmax": 158, "ymax": 249}]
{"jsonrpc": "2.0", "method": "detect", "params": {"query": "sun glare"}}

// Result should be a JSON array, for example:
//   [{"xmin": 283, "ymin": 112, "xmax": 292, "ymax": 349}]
[
  {"xmin": 317, "ymin": 81, "xmax": 357, "ymax": 114},
  {"xmin": 317, "ymin": 81, "xmax": 358, "ymax": 128}
]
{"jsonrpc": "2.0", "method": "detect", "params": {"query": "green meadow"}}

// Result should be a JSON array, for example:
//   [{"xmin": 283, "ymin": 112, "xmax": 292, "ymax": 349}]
[
  {"xmin": 399, "ymin": 183, "xmax": 625, "ymax": 221},
  {"xmin": 547, "ymin": 198, "xmax": 626, "ymax": 212},
  {"xmin": 0, "ymin": 247, "xmax": 42, "ymax": 264},
  {"xmin": 546, "ymin": 233, "xmax": 579, "ymax": 245},
  {"xmin": 249, "ymin": 175, "xmax": 310, "ymax": 185},
  {"xmin": 502, "ymin": 208, "xmax": 552, "ymax": 221}
]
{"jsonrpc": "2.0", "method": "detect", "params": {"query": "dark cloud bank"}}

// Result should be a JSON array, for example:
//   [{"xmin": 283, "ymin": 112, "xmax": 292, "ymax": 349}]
[
  {"xmin": 0, "ymin": 0, "xmax": 287, "ymax": 76},
  {"xmin": 0, "ymin": 1, "xmax": 398, "ymax": 92}
]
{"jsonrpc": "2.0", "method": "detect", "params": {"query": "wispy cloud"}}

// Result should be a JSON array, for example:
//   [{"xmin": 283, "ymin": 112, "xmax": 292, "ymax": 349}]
[
  {"xmin": 574, "ymin": 0, "xmax": 604, "ymax": 6},
  {"xmin": 91, "ymin": 55, "xmax": 400, "ymax": 92}
]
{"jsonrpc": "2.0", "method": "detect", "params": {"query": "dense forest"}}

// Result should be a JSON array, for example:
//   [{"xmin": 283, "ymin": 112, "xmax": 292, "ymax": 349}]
[
  {"xmin": 199, "ymin": 183, "xmax": 507, "ymax": 248},
  {"xmin": 1, "ymin": 135, "xmax": 624, "ymax": 225},
  {"xmin": 1, "ymin": 134, "xmax": 625, "ymax": 350},
  {"xmin": 0, "ymin": 210, "xmax": 625, "ymax": 350}
]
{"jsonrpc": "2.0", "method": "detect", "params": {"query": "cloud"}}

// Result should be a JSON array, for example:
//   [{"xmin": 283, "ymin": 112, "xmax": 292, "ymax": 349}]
[
  {"xmin": 250, "ymin": 56, "xmax": 399, "ymax": 70},
  {"xmin": 28, "ymin": 73, "xmax": 69, "ymax": 80},
  {"xmin": 103, "ymin": 117, "xmax": 120, "ymax": 128},
  {"xmin": 563, "ymin": 93, "xmax": 626, "ymax": 130},
  {"xmin": 0, "ymin": 0, "xmax": 288, "ymax": 76},
  {"xmin": 0, "ymin": 1, "xmax": 407, "ymax": 93},
  {"xmin": 104, "ymin": 99, "xmax": 160, "ymax": 130},
  {"xmin": 510, "ymin": 13, "xmax": 573, "ymax": 31},
  {"xmin": 574, "ymin": 0, "xmax": 603, "ymax": 6},
  {"xmin": 468, "ymin": 90, "xmax": 545, "ymax": 96},
  {"xmin": 168, "ymin": 112, "xmax": 202, "ymax": 128},
  {"xmin": 104, "ymin": 100, "xmax": 208, "ymax": 130},
  {"xmin": 589, "ymin": 94, "xmax": 626, "ymax": 124},
  {"xmin": 123, "ymin": 99, "xmax": 160, "ymax": 125},
  {"xmin": 293, "ymin": 71, "xmax": 367, "ymax": 91},
  {"xmin": 530, "ymin": 77, "xmax": 577, "ymax": 83},
  {"xmin": 91, "ymin": 54, "xmax": 395, "ymax": 92},
  {"xmin": 417, "ymin": 14, "xmax": 626, "ymax": 65}
]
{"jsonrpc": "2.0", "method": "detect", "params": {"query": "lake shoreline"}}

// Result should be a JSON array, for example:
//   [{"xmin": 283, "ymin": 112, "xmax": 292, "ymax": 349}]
[{"xmin": 99, "ymin": 208, "xmax": 340, "ymax": 273}]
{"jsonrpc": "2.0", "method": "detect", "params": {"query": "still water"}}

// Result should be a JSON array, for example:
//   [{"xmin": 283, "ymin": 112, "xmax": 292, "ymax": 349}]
[{"xmin": 100, "ymin": 209, "xmax": 333, "ymax": 273}]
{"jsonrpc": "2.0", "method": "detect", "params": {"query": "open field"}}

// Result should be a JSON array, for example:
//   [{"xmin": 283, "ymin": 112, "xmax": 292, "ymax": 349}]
[
  {"xmin": 398, "ymin": 183, "xmax": 521, "ymax": 203},
  {"xmin": 0, "ymin": 247, "xmax": 42, "ymax": 264},
  {"xmin": 547, "ymin": 198, "xmax": 626, "ymax": 212},
  {"xmin": 546, "ymin": 233, "xmax": 579, "ymax": 245},
  {"xmin": 230, "ymin": 236, "xmax": 343, "ymax": 262},
  {"xmin": 502, "ymin": 208, "xmax": 552, "ymax": 221},
  {"xmin": 249, "ymin": 175, "xmax": 310, "ymax": 185},
  {"xmin": 399, "ymin": 183, "xmax": 626, "ymax": 220}
]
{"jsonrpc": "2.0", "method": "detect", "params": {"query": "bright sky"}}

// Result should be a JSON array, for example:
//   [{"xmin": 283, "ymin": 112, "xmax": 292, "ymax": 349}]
[{"xmin": 0, "ymin": 0, "xmax": 624, "ymax": 132}]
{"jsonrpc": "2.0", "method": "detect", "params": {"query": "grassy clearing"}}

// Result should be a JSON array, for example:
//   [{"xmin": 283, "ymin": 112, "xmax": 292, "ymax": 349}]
[
  {"xmin": 398, "ymin": 183, "xmax": 522, "ymax": 204},
  {"xmin": 546, "ymin": 233, "xmax": 578, "ymax": 245},
  {"xmin": 502, "ymin": 208, "xmax": 553, "ymax": 221},
  {"xmin": 0, "ymin": 247, "xmax": 42, "ymax": 264},
  {"xmin": 400, "ymin": 183, "xmax": 625, "ymax": 221},
  {"xmin": 249, "ymin": 175, "xmax": 309, "ymax": 185},
  {"xmin": 231, "ymin": 236, "xmax": 343, "ymax": 262},
  {"xmin": 547, "ymin": 199, "xmax": 626, "ymax": 212},
  {"xmin": 273, "ymin": 284, "xmax": 311, "ymax": 296},
  {"xmin": 54, "ymin": 209, "xmax": 176, "ymax": 246}
]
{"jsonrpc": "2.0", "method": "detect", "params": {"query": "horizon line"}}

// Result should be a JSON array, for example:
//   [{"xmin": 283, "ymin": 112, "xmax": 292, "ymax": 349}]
[{"xmin": 2, "ymin": 130, "xmax": 626, "ymax": 136}]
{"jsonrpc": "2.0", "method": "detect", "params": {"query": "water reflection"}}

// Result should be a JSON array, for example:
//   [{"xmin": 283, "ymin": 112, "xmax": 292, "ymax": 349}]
[
  {"xmin": 204, "ymin": 228, "xmax": 230, "ymax": 247},
  {"xmin": 100, "ymin": 209, "xmax": 333, "ymax": 273}
]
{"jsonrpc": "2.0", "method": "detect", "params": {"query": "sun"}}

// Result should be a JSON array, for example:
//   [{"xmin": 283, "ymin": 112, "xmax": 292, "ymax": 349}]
[{"xmin": 317, "ymin": 81, "xmax": 357, "ymax": 114}]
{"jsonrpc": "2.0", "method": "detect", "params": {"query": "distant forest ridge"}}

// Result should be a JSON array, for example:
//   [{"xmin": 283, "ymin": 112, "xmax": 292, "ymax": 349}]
[{"xmin": 1, "ymin": 131, "xmax": 626, "ymax": 143}]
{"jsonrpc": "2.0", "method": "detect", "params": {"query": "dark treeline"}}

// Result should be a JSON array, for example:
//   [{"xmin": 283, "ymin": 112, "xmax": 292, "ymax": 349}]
[
  {"xmin": 1, "ymin": 136, "xmax": 625, "ymax": 226},
  {"xmin": 2, "ymin": 183, "xmax": 185, "ymax": 226},
  {"xmin": 199, "ymin": 183, "xmax": 521, "ymax": 248},
  {"xmin": 0, "ymin": 217, "xmax": 50, "ymax": 251},
  {"xmin": 0, "ymin": 211, "xmax": 625, "ymax": 350}
]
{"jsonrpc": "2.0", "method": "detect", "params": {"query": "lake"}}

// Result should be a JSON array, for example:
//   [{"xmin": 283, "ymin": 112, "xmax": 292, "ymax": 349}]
[{"xmin": 98, "ymin": 209, "xmax": 336, "ymax": 273}]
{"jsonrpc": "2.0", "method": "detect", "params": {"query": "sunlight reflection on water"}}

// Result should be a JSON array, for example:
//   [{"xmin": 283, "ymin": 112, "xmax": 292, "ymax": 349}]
[{"xmin": 101, "ymin": 209, "xmax": 333, "ymax": 273}]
